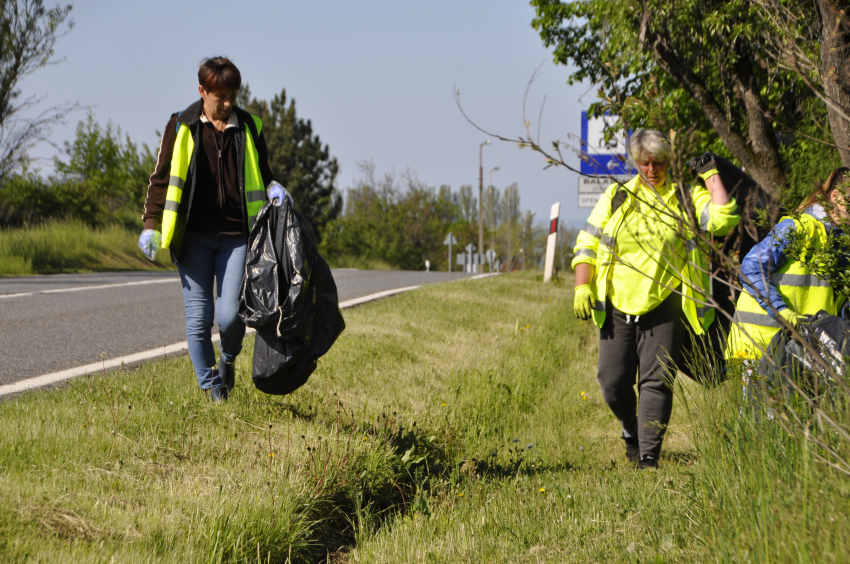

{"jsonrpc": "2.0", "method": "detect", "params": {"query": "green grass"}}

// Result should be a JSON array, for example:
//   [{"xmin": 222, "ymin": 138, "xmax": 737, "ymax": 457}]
[
  {"xmin": 1, "ymin": 273, "xmax": 848, "ymax": 563},
  {"xmin": 0, "ymin": 220, "xmax": 176, "ymax": 276}
]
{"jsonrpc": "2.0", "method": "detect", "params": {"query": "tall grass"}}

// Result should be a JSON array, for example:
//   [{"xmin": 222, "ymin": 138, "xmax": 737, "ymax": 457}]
[
  {"xmin": 0, "ymin": 273, "xmax": 847, "ymax": 562},
  {"xmin": 0, "ymin": 220, "xmax": 174, "ymax": 276}
]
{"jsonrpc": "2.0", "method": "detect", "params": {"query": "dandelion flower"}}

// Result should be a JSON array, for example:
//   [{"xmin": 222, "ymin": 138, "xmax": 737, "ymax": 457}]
[
  {"xmin": 458, "ymin": 492, "xmax": 464, "ymax": 497},
  {"xmin": 539, "ymin": 487, "xmax": 545, "ymax": 493},
  {"xmin": 441, "ymin": 403, "xmax": 446, "ymax": 406}
]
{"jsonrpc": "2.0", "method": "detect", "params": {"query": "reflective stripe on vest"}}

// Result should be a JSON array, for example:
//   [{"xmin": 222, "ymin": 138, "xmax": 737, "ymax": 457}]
[{"xmin": 161, "ymin": 114, "xmax": 266, "ymax": 249}]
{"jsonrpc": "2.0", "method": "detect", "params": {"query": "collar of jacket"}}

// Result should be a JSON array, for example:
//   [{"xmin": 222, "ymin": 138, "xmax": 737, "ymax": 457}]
[{"xmin": 177, "ymin": 98, "xmax": 253, "ymax": 130}]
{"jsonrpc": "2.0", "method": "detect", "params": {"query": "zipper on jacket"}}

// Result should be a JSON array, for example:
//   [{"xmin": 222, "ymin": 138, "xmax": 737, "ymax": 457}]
[{"xmin": 216, "ymin": 129, "xmax": 224, "ymax": 233}]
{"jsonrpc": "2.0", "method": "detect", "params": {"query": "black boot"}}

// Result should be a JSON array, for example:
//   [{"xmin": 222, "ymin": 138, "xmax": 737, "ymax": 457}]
[
  {"xmin": 219, "ymin": 352, "xmax": 235, "ymax": 394},
  {"xmin": 205, "ymin": 387, "xmax": 229, "ymax": 402},
  {"xmin": 638, "ymin": 455, "xmax": 658, "ymax": 470},
  {"xmin": 623, "ymin": 434, "xmax": 640, "ymax": 462}
]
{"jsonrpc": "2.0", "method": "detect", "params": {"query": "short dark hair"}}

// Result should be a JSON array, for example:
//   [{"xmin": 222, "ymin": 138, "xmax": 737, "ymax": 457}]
[{"xmin": 198, "ymin": 57, "xmax": 241, "ymax": 92}]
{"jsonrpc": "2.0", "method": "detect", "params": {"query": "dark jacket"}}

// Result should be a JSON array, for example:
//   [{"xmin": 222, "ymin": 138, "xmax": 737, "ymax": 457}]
[{"xmin": 142, "ymin": 99, "xmax": 275, "ymax": 261}]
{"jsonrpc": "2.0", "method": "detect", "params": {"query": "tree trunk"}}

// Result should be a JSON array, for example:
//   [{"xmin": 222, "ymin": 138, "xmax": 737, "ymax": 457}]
[
  {"xmin": 818, "ymin": 0, "xmax": 850, "ymax": 166},
  {"xmin": 650, "ymin": 36, "xmax": 787, "ymax": 195}
]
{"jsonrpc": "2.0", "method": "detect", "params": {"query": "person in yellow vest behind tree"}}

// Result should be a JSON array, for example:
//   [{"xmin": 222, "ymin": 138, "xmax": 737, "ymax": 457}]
[
  {"xmin": 726, "ymin": 167, "xmax": 850, "ymax": 400},
  {"xmin": 572, "ymin": 129, "xmax": 740, "ymax": 468},
  {"xmin": 138, "ymin": 57, "xmax": 288, "ymax": 402}
]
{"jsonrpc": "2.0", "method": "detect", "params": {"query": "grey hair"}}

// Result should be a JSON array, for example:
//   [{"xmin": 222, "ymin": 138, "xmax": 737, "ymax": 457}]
[{"xmin": 629, "ymin": 129, "xmax": 671, "ymax": 165}]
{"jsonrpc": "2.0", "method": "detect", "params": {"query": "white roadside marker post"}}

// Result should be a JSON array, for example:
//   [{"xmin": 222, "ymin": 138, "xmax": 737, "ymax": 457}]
[
  {"xmin": 543, "ymin": 202, "xmax": 561, "ymax": 282},
  {"xmin": 444, "ymin": 232, "xmax": 458, "ymax": 272}
]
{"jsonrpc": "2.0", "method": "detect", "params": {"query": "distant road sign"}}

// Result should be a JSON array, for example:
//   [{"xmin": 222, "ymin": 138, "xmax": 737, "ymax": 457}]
[
  {"xmin": 443, "ymin": 233, "xmax": 458, "ymax": 246},
  {"xmin": 464, "ymin": 243, "xmax": 476, "ymax": 253}
]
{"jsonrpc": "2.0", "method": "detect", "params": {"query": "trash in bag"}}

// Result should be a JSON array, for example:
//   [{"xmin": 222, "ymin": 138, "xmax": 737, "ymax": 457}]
[
  {"xmin": 757, "ymin": 310, "xmax": 850, "ymax": 397},
  {"xmin": 678, "ymin": 153, "xmax": 785, "ymax": 385},
  {"xmin": 238, "ymin": 198, "xmax": 345, "ymax": 395}
]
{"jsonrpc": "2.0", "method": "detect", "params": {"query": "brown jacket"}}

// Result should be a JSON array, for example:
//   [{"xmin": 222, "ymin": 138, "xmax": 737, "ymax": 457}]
[{"xmin": 142, "ymin": 99, "xmax": 275, "ymax": 260}]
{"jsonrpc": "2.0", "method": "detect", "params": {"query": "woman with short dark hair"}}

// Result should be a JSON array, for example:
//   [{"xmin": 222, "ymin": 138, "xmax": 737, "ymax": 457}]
[
  {"xmin": 572, "ymin": 129, "xmax": 740, "ymax": 467},
  {"xmin": 139, "ymin": 56, "xmax": 288, "ymax": 401}
]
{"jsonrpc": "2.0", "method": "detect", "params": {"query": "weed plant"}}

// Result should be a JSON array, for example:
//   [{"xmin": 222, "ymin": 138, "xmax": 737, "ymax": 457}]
[
  {"xmin": 0, "ymin": 273, "xmax": 848, "ymax": 562},
  {"xmin": 0, "ymin": 220, "xmax": 174, "ymax": 276}
]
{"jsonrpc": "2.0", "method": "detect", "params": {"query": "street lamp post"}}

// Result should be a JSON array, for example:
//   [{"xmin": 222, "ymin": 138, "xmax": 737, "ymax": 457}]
[
  {"xmin": 478, "ymin": 140, "xmax": 490, "ymax": 267},
  {"xmin": 488, "ymin": 166, "xmax": 499, "ymax": 271}
]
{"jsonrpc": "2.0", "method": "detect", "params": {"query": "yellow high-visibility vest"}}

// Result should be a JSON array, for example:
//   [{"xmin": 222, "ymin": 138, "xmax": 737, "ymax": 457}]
[
  {"xmin": 726, "ymin": 213, "xmax": 839, "ymax": 359},
  {"xmin": 161, "ymin": 113, "xmax": 266, "ymax": 249},
  {"xmin": 572, "ymin": 175, "xmax": 740, "ymax": 335}
]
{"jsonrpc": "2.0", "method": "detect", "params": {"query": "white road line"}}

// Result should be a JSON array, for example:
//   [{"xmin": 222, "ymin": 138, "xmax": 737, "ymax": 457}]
[
  {"xmin": 0, "ymin": 277, "xmax": 501, "ymax": 397},
  {"xmin": 0, "ymin": 278, "xmax": 180, "ymax": 299}
]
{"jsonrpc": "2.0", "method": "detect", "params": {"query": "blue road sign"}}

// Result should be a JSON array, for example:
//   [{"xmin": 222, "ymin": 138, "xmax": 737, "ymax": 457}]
[{"xmin": 580, "ymin": 111, "xmax": 631, "ymax": 176}]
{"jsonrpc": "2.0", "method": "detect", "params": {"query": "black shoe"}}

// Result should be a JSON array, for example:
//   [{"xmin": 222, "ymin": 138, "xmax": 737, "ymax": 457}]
[
  {"xmin": 219, "ymin": 353, "xmax": 235, "ymax": 393},
  {"xmin": 638, "ymin": 455, "xmax": 657, "ymax": 470},
  {"xmin": 205, "ymin": 387, "xmax": 229, "ymax": 402},
  {"xmin": 623, "ymin": 435, "xmax": 640, "ymax": 462}
]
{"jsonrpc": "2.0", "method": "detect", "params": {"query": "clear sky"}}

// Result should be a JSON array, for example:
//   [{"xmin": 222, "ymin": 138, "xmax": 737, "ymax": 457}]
[{"xmin": 21, "ymin": 0, "xmax": 595, "ymax": 228}]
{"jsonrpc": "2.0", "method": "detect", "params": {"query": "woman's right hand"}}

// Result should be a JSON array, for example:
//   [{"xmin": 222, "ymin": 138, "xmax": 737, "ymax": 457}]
[
  {"xmin": 574, "ymin": 284, "xmax": 594, "ymax": 320},
  {"xmin": 139, "ymin": 230, "xmax": 161, "ymax": 261}
]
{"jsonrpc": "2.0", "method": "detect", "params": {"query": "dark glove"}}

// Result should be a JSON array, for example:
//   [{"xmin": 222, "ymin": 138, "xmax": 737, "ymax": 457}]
[{"xmin": 688, "ymin": 151, "xmax": 719, "ymax": 181}]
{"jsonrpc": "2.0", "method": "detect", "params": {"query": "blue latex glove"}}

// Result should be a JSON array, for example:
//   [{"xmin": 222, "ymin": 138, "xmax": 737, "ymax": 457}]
[
  {"xmin": 138, "ymin": 229, "xmax": 161, "ymax": 261},
  {"xmin": 267, "ymin": 181, "xmax": 293, "ymax": 206}
]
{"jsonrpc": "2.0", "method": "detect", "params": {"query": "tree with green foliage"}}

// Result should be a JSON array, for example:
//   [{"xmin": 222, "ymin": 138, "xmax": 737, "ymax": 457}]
[
  {"xmin": 530, "ymin": 0, "xmax": 847, "ymax": 197},
  {"xmin": 239, "ymin": 87, "xmax": 341, "ymax": 242},
  {"xmin": 0, "ymin": 0, "xmax": 75, "ymax": 179},
  {"xmin": 0, "ymin": 114, "xmax": 155, "ymax": 228},
  {"xmin": 54, "ymin": 113, "xmax": 155, "ymax": 226}
]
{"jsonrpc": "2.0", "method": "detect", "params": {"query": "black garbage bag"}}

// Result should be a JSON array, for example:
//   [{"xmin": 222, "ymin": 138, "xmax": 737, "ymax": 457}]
[
  {"xmin": 238, "ymin": 198, "xmax": 345, "ymax": 395},
  {"xmin": 678, "ymin": 153, "xmax": 785, "ymax": 385},
  {"xmin": 757, "ymin": 310, "xmax": 850, "ymax": 396}
]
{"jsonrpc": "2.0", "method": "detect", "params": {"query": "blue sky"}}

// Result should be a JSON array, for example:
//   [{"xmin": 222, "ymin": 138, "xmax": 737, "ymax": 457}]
[{"xmin": 21, "ymin": 0, "xmax": 595, "ymax": 226}]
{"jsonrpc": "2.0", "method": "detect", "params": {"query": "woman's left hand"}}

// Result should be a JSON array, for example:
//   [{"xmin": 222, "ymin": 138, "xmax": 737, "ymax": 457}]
[{"xmin": 267, "ymin": 181, "xmax": 293, "ymax": 206}]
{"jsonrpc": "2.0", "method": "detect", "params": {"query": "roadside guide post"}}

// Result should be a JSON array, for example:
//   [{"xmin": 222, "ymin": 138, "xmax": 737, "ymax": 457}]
[
  {"xmin": 444, "ymin": 232, "xmax": 458, "ymax": 272},
  {"xmin": 465, "ymin": 243, "xmax": 476, "ymax": 273},
  {"xmin": 543, "ymin": 202, "xmax": 561, "ymax": 282},
  {"xmin": 485, "ymin": 249, "xmax": 496, "ymax": 273}
]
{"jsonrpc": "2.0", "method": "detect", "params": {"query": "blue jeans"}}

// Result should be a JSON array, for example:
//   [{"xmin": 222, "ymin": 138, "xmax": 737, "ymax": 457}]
[{"xmin": 177, "ymin": 231, "xmax": 247, "ymax": 390}]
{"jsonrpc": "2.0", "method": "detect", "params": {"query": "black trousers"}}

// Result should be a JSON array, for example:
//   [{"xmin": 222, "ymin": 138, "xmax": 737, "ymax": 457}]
[{"xmin": 597, "ymin": 291, "xmax": 686, "ymax": 459}]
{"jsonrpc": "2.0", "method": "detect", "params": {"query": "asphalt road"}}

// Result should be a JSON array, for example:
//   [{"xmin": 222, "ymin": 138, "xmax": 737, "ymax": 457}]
[{"xmin": 0, "ymin": 269, "xmax": 472, "ymax": 386}]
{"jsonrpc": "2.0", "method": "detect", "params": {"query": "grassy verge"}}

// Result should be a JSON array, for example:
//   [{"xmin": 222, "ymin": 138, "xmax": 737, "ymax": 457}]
[
  {"xmin": 1, "ymin": 273, "xmax": 848, "ymax": 563},
  {"xmin": 0, "ymin": 220, "xmax": 175, "ymax": 276}
]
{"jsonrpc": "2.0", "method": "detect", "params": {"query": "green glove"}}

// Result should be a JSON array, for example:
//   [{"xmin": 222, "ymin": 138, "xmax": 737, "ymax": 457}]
[
  {"xmin": 574, "ymin": 284, "xmax": 594, "ymax": 321},
  {"xmin": 778, "ymin": 308, "xmax": 800, "ymax": 327}
]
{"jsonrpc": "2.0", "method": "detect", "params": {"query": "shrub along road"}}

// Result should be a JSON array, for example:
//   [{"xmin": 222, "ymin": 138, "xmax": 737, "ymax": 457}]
[{"xmin": 0, "ymin": 269, "xmax": 472, "ymax": 386}]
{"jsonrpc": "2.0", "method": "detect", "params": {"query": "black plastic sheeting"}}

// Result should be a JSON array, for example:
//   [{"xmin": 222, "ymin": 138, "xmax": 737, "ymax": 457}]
[
  {"xmin": 757, "ymin": 310, "xmax": 850, "ymax": 395},
  {"xmin": 238, "ymin": 199, "xmax": 345, "ymax": 395}
]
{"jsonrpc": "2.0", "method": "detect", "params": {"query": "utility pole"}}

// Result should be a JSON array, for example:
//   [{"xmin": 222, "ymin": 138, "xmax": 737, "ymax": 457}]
[
  {"xmin": 488, "ymin": 166, "xmax": 499, "ymax": 270},
  {"xmin": 478, "ymin": 140, "xmax": 490, "ymax": 261}
]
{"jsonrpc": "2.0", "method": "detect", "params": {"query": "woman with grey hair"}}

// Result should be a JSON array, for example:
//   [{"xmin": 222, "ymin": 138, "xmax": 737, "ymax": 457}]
[{"xmin": 572, "ymin": 128, "xmax": 740, "ymax": 468}]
